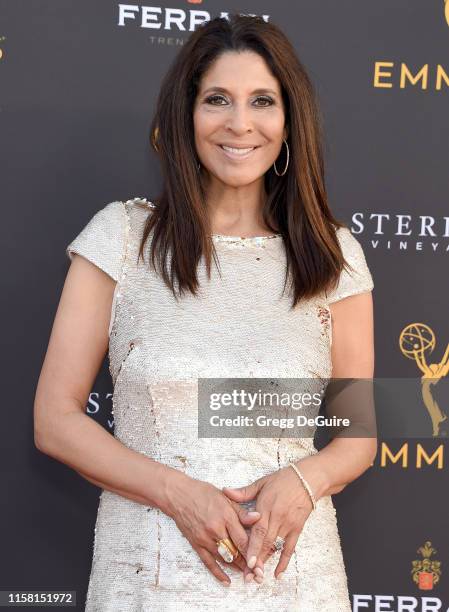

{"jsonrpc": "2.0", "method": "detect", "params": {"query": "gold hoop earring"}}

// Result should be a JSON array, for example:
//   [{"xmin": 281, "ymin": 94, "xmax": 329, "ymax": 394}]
[{"xmin": 273, "ymin": 139, "xmax": 289, "ymax": 177}]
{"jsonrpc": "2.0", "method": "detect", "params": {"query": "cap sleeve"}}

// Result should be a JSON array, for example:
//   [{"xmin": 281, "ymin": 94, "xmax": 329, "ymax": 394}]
[
  {"xmin": 325, "ymin": 227, "xmax": 374, "ymax": 304},
  {"xmin": 66, "ymin": 200, "xmax": 126, "ymax": 282}
]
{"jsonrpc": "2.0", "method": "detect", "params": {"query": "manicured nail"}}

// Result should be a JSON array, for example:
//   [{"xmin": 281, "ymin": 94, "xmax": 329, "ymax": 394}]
[
  {"xmin": 277, "ymin": 572, "xmax": 284, "ymax": 580},
  {"xmin": 254, "ymin": 567, "xmax": 264, "ymax": 578},
  {"xmin": 254, "ymin": 575, "xmax": 264, "ymax": 584},
  {"xmin": 244, "ymin": 573, "xmax": 255, "ymax": 583},
  {"xmin": 247, "ymin": 511, "xmax": 260, "ymax": 517},
  {"xmin": 248, "ymin": 555, "xmax": 257, "ymax": 569},
  {"xmin": 221, "ymin": 580, "xmax": 231, "ymax": 586}
]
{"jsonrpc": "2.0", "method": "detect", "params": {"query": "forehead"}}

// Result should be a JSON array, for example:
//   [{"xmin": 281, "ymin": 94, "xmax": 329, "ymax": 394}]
[{"xmin": 198, "ymin": 50, "xmax": 281, "ymax": 93}]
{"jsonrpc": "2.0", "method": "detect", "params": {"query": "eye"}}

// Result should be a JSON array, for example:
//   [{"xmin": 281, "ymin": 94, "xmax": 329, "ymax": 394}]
[
  {"xmin": 205, "ymin": 94, "xmax": 228, "ymax": 105},
  {"xmin": 253, "ymin": 96, "xmax": 274, "ymax": 107},
  {"xmin": 204, "ymin": 94, "xmax": 275, "ymax": 107}
]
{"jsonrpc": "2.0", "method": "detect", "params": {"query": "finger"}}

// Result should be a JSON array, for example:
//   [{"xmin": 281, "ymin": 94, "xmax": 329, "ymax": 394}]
[
  {"xmin": 258, "ymin": 514, "xmax": 284, "ymax": 565},
  {"xmin": 212, "ymin": 528, "xmax": 248, "ymax": 574},
  {"xmin": 255, "ymin": 547, "xmax": 275, "ymax": 568},
  {"xmin": 251, "ymin": 540, "xmax": 278, "ymax": 579},
  {"xmin": 274, "ymin": 531, "xmax": 300, "ymax": 579},
  {"xmin": 225, "ymin": 512, "xmax": 253, "ymax": 560},
  {"xmin": 213, "ymin": 526, "xmax": 245, "ymax": 571},
  {"xmin": 243, "ymin": 564, "xmax": 256, "ymax": 584},
  {"xmin": 246, "ymin": 512, "xmax": 270, "ymax": 570},
  {"xmin": 214, "ymin": 551, "xmax": 246, "ymax": 574},
  {"xmin": 252, "ymin": 558, "xmax": 267, "ymax": 580},
  {"xmin": 222, "ymin": 481, "xmax": 261, "ymax": 503},
  {"xmin": 249, "ymin": 515, "xmax": 284, "ymax": 583},
  {"xmin": 258, "ymin": 512, "xmax": 285, "ymax": 563},
  {"xmin": 196, "ymin": 546, "xmax": 231, "ymax": 585},
  {"xmin": 231, "ymin": 502, "xmax": 261, "ymax": 526},
  {"xmin": 231, "ymin": 554, "xmax": 247, "ymax": 573}
]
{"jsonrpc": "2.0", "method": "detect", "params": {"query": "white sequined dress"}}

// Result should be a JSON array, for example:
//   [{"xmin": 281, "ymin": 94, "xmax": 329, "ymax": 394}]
[{"xmin": 66, "ymin": 197, "xmax": 374, "ymax": 612}]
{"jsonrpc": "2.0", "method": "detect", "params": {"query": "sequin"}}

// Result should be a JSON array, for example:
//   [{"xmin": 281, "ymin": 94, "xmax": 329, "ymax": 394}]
[
  {"xmin": 65, "ymin": 197, "xmax": 374, "ymax": 611},
  {"xmin": 211, "ymin": 233, "xmax": 282, "ymax": 248},
  {"xmin": 317, "ymin": 306, "xmax": 331, "ymax": 337}
]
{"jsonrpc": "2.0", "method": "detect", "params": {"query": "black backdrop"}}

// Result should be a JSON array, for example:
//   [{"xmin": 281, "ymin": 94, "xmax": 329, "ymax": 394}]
[{"xmin": 1, "ymin": 1, "xmax": 448, "ymax": 610}]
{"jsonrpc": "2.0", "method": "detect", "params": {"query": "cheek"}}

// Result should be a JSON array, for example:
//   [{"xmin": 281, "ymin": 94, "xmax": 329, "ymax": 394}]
[
  {"xmin": 261, "ymin": 114, "xmax": 286, "ymax": 140},
  {"xmin": 193, "ymin": 111, "xmax": 220, "ymax": 146}
]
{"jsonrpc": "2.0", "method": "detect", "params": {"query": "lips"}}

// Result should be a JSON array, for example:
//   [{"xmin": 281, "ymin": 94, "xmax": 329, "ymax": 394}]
[
  {"xmin": 218, "ymin": 144, "xmax": 259, "ymax": 160},
  {"xmin": 221, "ymin": 145, "xmax": 255, "ymax": 154}
]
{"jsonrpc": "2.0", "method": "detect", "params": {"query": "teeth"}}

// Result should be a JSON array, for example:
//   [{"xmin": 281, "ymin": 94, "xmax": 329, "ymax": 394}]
[{"xmin": 221, "ymin": 145, "xmax": 255, "ymax": 155}]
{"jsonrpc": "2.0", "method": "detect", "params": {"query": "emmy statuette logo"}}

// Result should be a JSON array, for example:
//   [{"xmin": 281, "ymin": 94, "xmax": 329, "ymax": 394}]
[
  {"xmin": 411, "ymin": 541, "xmax": 442, "ymax": 590},
  {"xmin": 445, "ymin": 0, "xmax": 449, "ymax": 27},
  {"xmin": 399, "ymin": 323, "xmax": 449, "ymax": 436}
]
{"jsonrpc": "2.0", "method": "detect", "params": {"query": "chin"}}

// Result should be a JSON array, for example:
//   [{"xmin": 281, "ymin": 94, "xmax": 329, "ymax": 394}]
[
  {"xmin": 211, "ymin": 168, "xmax": 263, "ymax": 187},
  {"xmin": 221, "ymin": 176, "xmax": 259, "ymax": 188}
]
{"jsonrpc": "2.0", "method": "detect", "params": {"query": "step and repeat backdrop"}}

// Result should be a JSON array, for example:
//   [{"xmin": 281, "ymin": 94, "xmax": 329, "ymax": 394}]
[{"xmin": 1, "ymin": 1, "xmax": 448, "ymax": 610}]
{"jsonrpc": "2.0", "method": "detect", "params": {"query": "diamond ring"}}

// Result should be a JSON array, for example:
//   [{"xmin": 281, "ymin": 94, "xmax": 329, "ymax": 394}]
[{"xmin": 272, "ymin": 536, "xmax": 285, "ymax": 552}]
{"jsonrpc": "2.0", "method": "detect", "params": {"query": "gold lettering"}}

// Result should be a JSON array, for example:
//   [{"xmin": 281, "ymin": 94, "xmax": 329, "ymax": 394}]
[
  {"xmin": 372, "ymin": 61, "xmax": 448, "ymax": 91},
  {"xmin": 380, "ymin": 443, "xmax": 444, "ymax": 468},
  {"xmin": 436, "ymin": 64, "xmax": 449, "ymax": 90},
  {"xmin": 400, "ymin": 63, "xmax": 429, "ymax": 89},
  {"xmin": 374, "ymin": 62, "xmax": 394, "ymax": 88},
  {"xmin": 416, "ymin": 444, "xmax": 444, "ymax": 469},
  {"xmin": 381, "ymin": 442, "xmax": 408, "ymax": 467}
]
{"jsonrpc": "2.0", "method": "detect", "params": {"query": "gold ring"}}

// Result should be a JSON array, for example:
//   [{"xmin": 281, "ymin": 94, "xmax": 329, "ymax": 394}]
[{"xmin": 216, "ymin": 538, "xmax": 240, "ymax": 563}]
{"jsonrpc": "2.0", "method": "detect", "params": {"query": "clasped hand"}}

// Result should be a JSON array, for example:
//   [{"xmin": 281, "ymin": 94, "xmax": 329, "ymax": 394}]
[
  {"xmin": 223, "ymin": 464, "xmax": 314, "ymax": 582},
  {"xmin": 168, "ymin": 463, "xmax": 314, "ymax": 585}
]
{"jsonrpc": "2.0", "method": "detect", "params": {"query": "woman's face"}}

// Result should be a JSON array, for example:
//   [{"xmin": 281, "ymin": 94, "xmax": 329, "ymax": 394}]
[{"xmin": 193, "ymin": 50, "xmax": 287, "ymax": 188}]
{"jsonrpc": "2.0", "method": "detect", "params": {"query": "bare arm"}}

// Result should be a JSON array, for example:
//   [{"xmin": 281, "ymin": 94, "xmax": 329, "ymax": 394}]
[
  {"xmin": 222, "ymin": 290, "xmax": 377, "ymax": 578},
  {"xmin": 34, "ymin": 254, "xmax": 260, "ymax": 584},
  {"xmin": 34, "ymin": 254, "xmax": 186, "ymax": 514},
  {"xmin": 294, "ymin": 290, "xmax": 378, "ymax": 498}
]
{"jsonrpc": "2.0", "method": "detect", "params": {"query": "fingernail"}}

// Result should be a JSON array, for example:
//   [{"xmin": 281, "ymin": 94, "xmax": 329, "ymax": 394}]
[
  {"xmin": 254, "ymin": 567, "xmax": 264, "ymax": 578},
  {"xmin": 248, "ymin": 555, "xmax": 257, "ymax": 569},
  {"xmin": 254, "ymin": 575, "xmax": 264, "ymax": 584},
  {"xmin": 221, "ymin": 580, "xmax": 231, "ymax": 586},
  {"xmin": 247, "ymin": 511, "xmax": 260, "ymax": 517},
  {"xmin": 277, "ymin": 572, "xmax": 284, "ymax": 580},
  {"xmin": 244, "ymin": 573, "xmax": 254, "ymax": 583}
]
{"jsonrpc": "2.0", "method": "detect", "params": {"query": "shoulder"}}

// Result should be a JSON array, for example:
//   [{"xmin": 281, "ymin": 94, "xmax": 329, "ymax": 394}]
[
  {"xmin": 91, "ymin": 196, "xmax": 155, "ymax": 218},
  {"xmin": 65, "ymin": 197, "xmax": 155, "ymax": 282},
  {"xmin": 77, "ymin": 196, "xmax": 156, "ymax": 237},
  {"xmin": 334, "ymin": 225, "xmax": 365, "ymax": 259},
  {"xmin": 325, "ymin": 225, "xmax": 374, "ymax": 305},
  {"xmin": 123, "ymin": 196, "xmax": 156, "ymax": 214}
]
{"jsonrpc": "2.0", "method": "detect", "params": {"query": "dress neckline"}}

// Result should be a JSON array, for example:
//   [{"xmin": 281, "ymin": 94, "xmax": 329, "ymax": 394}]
[
  {"xmin": 131, "ymin": 197, "xmax": 283, "ymax": 247},
  {"xmin": 211, "ymin": 233, "xmax": 282, "ymax": 246}
]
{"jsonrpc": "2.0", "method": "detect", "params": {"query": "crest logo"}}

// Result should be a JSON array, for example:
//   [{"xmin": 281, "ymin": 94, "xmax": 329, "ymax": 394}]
[{"xmin": 411, "ymin": 541, "xmax": 442, "ymax": 590}]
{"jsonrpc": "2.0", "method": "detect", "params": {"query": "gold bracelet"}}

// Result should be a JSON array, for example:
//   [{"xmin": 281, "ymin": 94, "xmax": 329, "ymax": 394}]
[{"xmin": 288, "ymin": 462, "xmax": 317, "ymax": 511}]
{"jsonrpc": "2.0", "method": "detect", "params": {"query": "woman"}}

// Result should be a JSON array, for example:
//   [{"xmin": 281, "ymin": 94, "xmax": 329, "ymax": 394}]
[{"xmin": 34, "ymin": 14, "xmax": 376, "ymax": 612}]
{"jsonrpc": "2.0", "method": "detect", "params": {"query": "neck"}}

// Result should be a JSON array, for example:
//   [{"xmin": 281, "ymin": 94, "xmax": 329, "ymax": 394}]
[{"xmin": 202, "ymin": 174, "xmax": 276, "ymax": 236}]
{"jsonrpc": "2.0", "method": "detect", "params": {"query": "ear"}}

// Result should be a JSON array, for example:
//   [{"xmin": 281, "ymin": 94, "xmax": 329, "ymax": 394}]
[{"xmin": 283, "ymin": 124, "xmax": 289, "ymax": 141}]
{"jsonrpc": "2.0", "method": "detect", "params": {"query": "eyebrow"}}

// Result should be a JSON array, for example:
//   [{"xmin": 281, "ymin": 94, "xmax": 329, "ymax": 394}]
[{"xmin": 201, "ymin": 86, "xmax": 279, "ymax": 96}]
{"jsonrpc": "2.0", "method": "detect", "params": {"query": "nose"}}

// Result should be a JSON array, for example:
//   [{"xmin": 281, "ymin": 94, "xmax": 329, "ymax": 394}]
[{"xmin": 225, "ymin": 103, "xmax": 253, "ymax": 134}]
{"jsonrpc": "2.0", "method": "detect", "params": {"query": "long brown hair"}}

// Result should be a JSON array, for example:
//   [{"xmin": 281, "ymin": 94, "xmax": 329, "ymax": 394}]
[{"xmin": 140, "ymin": 14, "xmax": 349, "ymax": 308}]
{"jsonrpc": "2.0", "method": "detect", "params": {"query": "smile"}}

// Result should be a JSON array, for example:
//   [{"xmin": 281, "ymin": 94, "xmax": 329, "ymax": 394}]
[{"xmin": 218, "ymin": 145, "xmax": 259, "ymax": 160}]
